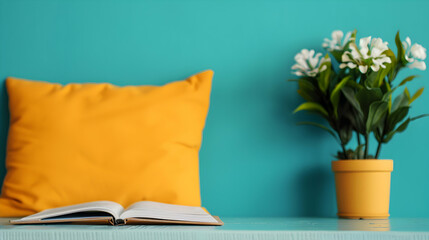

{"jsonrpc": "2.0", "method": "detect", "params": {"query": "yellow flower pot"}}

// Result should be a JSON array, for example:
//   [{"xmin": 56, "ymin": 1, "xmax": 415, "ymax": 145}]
[{"xmin": 332, "ymin": 159, "xmax": 393, "ymax": 219}]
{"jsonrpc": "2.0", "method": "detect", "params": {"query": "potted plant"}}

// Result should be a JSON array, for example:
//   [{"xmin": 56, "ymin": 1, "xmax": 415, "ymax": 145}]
[{"xmin": 290, "ymin": 30, "xmax": 427, "ymax": 219}]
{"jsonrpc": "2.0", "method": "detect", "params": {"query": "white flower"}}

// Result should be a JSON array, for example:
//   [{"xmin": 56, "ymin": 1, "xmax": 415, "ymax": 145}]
[
  {"xmin": 292, "ymin": 49, "xmax": 330, "ymax": 77},
  {"xmin": 322, "ymin": 30, "xmax": 353, "ymax": 51},
  {"xmin": 340, "ymin": 36, "xmax": 392, "ymax": 74},
  {"xmin": 402, "ymin": 37, "xmax": 426, "ymax": 70}
]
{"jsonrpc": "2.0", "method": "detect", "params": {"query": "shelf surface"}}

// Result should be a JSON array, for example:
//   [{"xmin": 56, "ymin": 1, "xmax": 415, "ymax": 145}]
[{"xmin": 1, "ymin": 217, "xmax": 429, "ymax": 240}]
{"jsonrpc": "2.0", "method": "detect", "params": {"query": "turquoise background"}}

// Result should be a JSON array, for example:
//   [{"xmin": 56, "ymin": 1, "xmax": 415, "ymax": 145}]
[{"xmin": 0, "ymin": 0, "xmax": 428, "ymax": 217}]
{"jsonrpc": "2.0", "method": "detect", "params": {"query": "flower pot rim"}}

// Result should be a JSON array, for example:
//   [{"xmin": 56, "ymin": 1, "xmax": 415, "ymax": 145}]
[
  {"xmin": 332, "ymin": 159, "xmax": 393, "ymax": 172},
  {"xmin": 334, "ymin": 159, "xmax": 392, "ymax": 161}
]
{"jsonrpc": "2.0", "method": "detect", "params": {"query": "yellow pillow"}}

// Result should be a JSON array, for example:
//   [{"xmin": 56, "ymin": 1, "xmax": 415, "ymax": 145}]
[{"xmin": 0, "ymin": 70, "xmax": 213, "ymax": 217}]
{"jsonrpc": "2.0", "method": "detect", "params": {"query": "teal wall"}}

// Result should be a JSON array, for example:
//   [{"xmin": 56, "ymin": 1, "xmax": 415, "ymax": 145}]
[{"xmin": 0, "ymin": 0, "xmax": 428, "ymax": 217}]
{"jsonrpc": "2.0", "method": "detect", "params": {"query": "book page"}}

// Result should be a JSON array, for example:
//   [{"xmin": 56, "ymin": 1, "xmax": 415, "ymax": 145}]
[
  {"xmin": 120, "ymin": 201, "xmax": 218, "ymax": 223},
  {"xmin": 14, "ymin": 201, "xmax": 124, "ymax": 222}
]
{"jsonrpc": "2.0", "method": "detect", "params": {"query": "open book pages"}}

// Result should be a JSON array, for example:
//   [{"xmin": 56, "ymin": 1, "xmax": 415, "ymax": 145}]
[
  {"xmin": 11, "ymin": 201, "xmax": 219, "ymax": 224},
  {"xmin": 15, "ymin": 201, "xmax": 124, "ymax": 222},
  {"xmin": 121, "ymin": 201, "xmax": 217, "ymax": 223}
]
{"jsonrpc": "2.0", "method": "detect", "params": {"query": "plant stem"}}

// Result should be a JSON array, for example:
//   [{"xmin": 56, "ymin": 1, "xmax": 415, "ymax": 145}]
[
  {"xmin": 357, "ymin": 133, "xmax": 361, "ymax": 146},
  {"xmin": 375, "ymin": 142, "xmax": 382, "ymax": 159},
  {"xmin": 364, "ymin": 135, "xmax": 369, "ymax": 159},
  {"xmin": 375, "ymin": 115, "xmax": 388, "ymax": 159},
  {"xmin": 336, "ymin": 129, "xmax": 348, "ymax": 159},
  {"xmin": 341, "ymin": 143, "xmax": 347, "ymax": 159}
]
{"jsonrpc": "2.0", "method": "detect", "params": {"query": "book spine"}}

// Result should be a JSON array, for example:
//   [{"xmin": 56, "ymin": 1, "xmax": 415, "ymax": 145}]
[{"xmin": 115, "ymin": 219, "xmax": 126, "ymax": 226}]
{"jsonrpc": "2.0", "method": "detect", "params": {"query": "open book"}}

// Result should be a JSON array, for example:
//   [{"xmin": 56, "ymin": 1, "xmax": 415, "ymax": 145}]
[{"xmin": 10, "ymin": 201, "xmax": 223, "ymax": 226}]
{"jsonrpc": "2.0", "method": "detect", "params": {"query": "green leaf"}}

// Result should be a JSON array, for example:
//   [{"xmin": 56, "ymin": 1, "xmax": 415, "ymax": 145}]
[
  {"xmin": 385, "ymin": 79, "xmax": 392, "ymax": 91},
  {"xmin": 330, "ymin": 50, "xmax": 343, "ymax": 63},
  {"xmin": 411, "ymin": 114, "xmax": 429, "ymax": 121},
  {"xmin": 344, "ymin": 110, "xmax": 365, "ymax": 134},
  {"xmin": 297, "ymin": 90, "xmax": 311, "ymax": 102},
  {"xmin": 365, "ymin": 71, "xmax": 379, "ymax": 88},
  {"xmin": 345, "ymin": 79, "xmax": 364, "ymax": 90},
  {"xmin": 383, "ymin": 118, "xmax": 410, "ymax": 143},
  {"xmin": 377, "ymin": 64, "xmax": 392, "ymax": 87},
  {"xmin": 384, "ymin": 36, "xmax": 399, "ymax": 83},
  {"xmin": 388, "ymin": 93, "xmax": 392, "ymax": 113},
  {"xmin": 330, "ymin": 76, "xmax": 350, "ymax": 118},
  {"xmin": 410, "ymin": 87, "xmax": 424, "ymax": 104},
  {"xmin": 382, "ymin": 90, "xmax": 394, "ymax": 102},
  {"xmin": 339, "ymin": 126, "xmax": 353, "ymax": 145},
  {"xmin": 297, "ymin": 78, "xmax": 314, "ymax": 88},
  {"xmin": 297, "ymin": 121, "xmax": 338, "ymax": 142},
  {"xmin": 342, "ymin": 87, "xmax": 365, "ymax": 134},
  {"xmin": 386, "ymin": 106, "xmax": 409, "ymax": 132},
  {"xmin": 342, "ymin": 86, "xmax": 363, "ymax": 116},
  {"xmin": 395, "ymin": 31, "xmax": 405, "ymax": 65},
  {"xmin": 383, "ymin": 49, "xmax": 396, "ymax": 70},
  {"xmin": 293, "ymin": 102, "xmax": 328, "ymax": 117},
  {"xmin": 297, "ymin": 79, "xmax": 317, "ymax": 102},
  {"xmin": 399, "ymin": 75, "xmax": 420, "ymax": 87},
  {"xmin": 380, "ymin": 75, "xmax": 391, "ymax": 95},
  {"xmin": 405, "ymin": 87, "xmax": 411, "ymax": 99},
  {"xmin": 383, "ymin": 114, "xmax": 429, "ymax": 143},
  {"xmin": 317, "ymin": 54, "xmax": 331, "ymax": 94},
  {"xmin": 374, "ymin": 125, "xmax": 384, "ymax": 142},
  {"xmin": 366, "ymin": 101, "xmax": 388, "ymax": 133},
  {"xmin": 391, "ymin": 89, "xmax": 410, "ymax": 112},
  {"xmin": 395, "ymin": 118, "xmax": 410, "ymax": 132},
  {"xmin": 381, "ymin": 80, "xmax": 394, "ymax": 113},
  {"xmin": 356, "ymin": 88, "xmax": 383, "ymax": 120}
]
